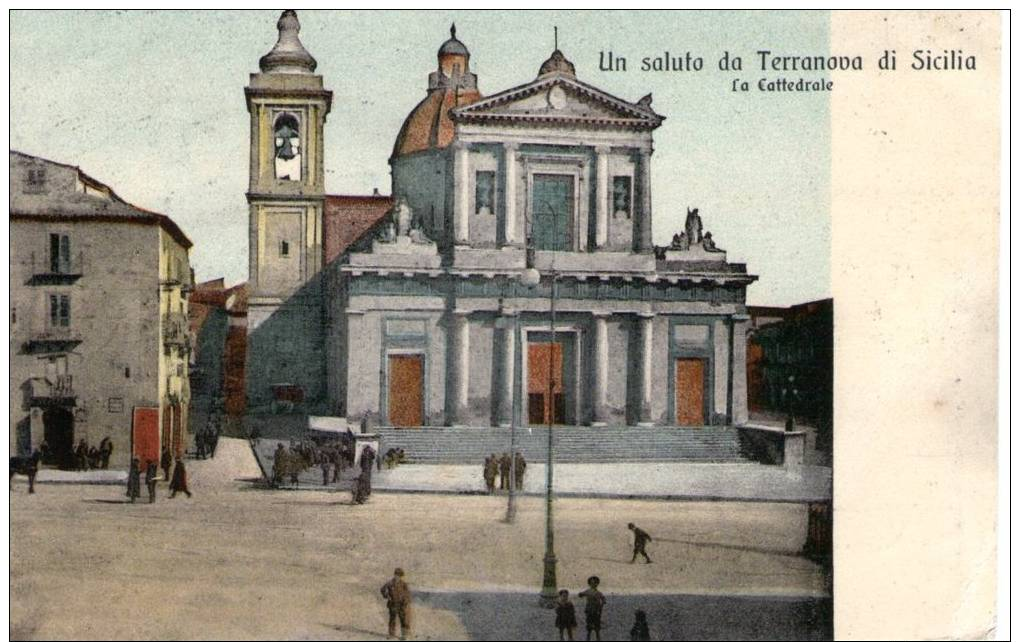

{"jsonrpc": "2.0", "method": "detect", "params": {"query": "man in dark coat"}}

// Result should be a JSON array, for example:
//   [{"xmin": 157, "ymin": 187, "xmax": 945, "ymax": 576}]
[
  {"xmin": 628, "ymin": 523, "xmax": 653, "ymax": 564},
  {"xmin": 498, "ymin": 452, "xmax": 511, "ymax": 491},
  {"xmin": 514, "ymin": 451, "xmax": 527, "ymax": 491},
  {"xmin": 99, "ymin": 437, "xmax": 113, "ymax": 469},
  {"xmin": 126, "ymin": 458, "xmax": 141, "ymax": 503},
  {"xmin": 169, "ymin": 459, "xmax": 192, "ymax": 498},
  {"xmin": 75, "ymin": 439, "xmax": 89, "ymax": 471},
  {"xmin": 483, "ymin": 454, "xmax": 497, "ymax": 494},
  {"xmin": 144, "ymin": 460, "xmax": 158, "ymax": 504},
  {"xmin": 360, "ymin": 446, "xmax": 376, "ymax": 496},
  {"xmin": 380, "ymin": 568, "xmax": 412, "ymax": 640},
  {"xmin": 160, "ymin": 448, "xmax": 173, "ymax": 482}
]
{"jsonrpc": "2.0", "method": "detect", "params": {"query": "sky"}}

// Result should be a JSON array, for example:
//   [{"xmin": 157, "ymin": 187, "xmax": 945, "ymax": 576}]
[{"xmin": 10, "ymin": 10, "xmax": 830, "ymax": 306}]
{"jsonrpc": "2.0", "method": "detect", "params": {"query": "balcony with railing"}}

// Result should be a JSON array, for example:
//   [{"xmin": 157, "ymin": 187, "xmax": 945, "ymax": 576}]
[
  {"xmin": 25, "ymin": 325, "xmax": 83, "ymax": 353},
  {"xmin": 27, "ymin": 250, "xmax": 85, "ymax": 285},
  {"xmin": 163, "ymin": 313, "xmax": 191, "ymax": 349},
  {"xmin": 28, "ymin": 374, "xmax": 76, "ymax": 406}
]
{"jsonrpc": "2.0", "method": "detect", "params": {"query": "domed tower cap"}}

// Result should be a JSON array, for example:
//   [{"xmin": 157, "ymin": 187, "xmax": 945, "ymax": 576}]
[
  {"xmin": 538, "ymin": 49, "xmax": 576, "ymax": 78},
  {"xmin": 259, "ymin": 10, "xmax": 317, "ymax": 74},
  {"xmin": 439, "ymin": 23, "xmax": 470, "ymax": 58}
]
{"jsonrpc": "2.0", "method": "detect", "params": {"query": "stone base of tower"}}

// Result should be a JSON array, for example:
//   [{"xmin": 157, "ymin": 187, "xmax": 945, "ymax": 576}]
[{"xmin": 245, "ymin": 299, "xmax": 327, "ymax": 414}]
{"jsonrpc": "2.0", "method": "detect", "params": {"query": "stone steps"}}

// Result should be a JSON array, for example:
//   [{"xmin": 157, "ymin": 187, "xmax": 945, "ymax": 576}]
[{"xmin": 374, "ymin": 425, "xmax": 754, "ymax": 464}]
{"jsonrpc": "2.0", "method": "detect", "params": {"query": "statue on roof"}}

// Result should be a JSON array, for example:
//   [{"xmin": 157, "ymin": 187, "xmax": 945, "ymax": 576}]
[
  {"xmin": 702, "ymin": 231, "xmax": 723, "ymax": 252},
  {"xmin": 684, "ymin": 207, "xmax": 703, "ymax": 245}
]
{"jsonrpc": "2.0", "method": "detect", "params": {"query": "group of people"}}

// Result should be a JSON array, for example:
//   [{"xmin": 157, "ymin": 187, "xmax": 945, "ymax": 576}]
[
  {"xmin": 194, "ymin": 415, "xmax": 223, "ymax": 460},
  {"xmin": 48, "ymin": 436, "xmax": 114, "ymax": 471},
  {"xmin": 482, "ymin": 451, "xmax": 526, "ymax": 493},
  {"xmin": 554, "ymin": 575, "xmax": 651, "ymax": 641},
  {"xmin": 270, "ymin": 435, "xmax": 357, "ymax": 488},
  {"xmin": 381, "ymin": 447, "xmax": 407, "ymax": 469},
  {"xmin": 375, "ymin": 563, "xmax": 653, "ymax": 642},
  {"xmin": 125, "ymin": 447, "xmax": 191, "ymax": 503}
]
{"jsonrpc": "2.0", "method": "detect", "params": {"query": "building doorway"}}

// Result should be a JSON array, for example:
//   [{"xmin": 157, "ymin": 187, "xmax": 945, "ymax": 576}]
[
  {"xmin": 527, "ymin": 332, "xmax": 577, "ymax": 425},
  {"xmin": 133, "ymin": 407, "xmax": 160, "ymax": 465},
  {"xmin": 43, "ymin": 407, "xmax": 74, "ymax": 468},
  {"xmin": 388, "ymin": 354, "xmax": 424, "ymax": 427},
  {"xmin": 675, "ymin": 358, "xmax": 707, "ymax": 426},
  {"xmin": 532, "ymin": 174, "xmax": 574, "ymax": 251}
]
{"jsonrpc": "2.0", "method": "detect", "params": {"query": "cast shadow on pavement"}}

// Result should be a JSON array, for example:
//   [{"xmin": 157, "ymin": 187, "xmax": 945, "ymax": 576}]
[{"xmin": 414, "ymin": 590, "xmax": 833, "ymax": 641}]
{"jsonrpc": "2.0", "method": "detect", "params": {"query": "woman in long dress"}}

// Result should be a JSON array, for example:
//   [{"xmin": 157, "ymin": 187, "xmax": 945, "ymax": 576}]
[{"xmin": 169, "ymin": 459, "xmax": 192, "ymax": 498}]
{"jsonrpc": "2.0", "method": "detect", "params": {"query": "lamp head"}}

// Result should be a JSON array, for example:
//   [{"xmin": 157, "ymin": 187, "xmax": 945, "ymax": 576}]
[{"xmin": 520, "ymin": 267, "xmax": 541, "ymax": 287}]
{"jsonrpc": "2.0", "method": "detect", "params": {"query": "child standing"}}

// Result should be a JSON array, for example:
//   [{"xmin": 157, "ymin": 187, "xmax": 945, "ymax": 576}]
[
  {"xmin": 555, "ymin": 589, "xmax": 578, "ymax": 641},
  {"xmin": 579, "ymin": 575, "xmax": 607, "ymax": 641}
]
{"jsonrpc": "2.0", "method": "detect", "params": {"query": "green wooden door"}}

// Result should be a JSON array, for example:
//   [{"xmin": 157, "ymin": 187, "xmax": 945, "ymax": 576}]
[{"xmin": 532, "ymin": 174, "xmax": 573, "ymax": 251}]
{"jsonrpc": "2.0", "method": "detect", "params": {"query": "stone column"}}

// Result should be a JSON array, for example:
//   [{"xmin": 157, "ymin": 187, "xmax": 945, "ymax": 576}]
[
  {"xmin": 503, "ymin": 142, "xmax": 519, "ymax": 246},
  {"xmin": 496, "ymin": 311, "xmax": 516, "ymax": 426},
  {"xmin": 637, "ymin": 312, "xmax": 655, "ymax": 425},
  {"xmin": 712, "ymin": 317, "xmax": 730, "ymax": 425},
  {"xmin": 594, "ymin": 146, "xmax": 610, "ymax": 249},
  {"xmin": 591, "ymin": 312, "xmax": 610, "ymax": 425},
  {"xmin": 447, "ymin": 310, "xmax": 471, "ymax": 425},
  {"xmin": 636, "ymin": 148, "xmax": 653, "ymax": 253},
  {"xmin": 453, "ymin": 142, "xmax": 471, "ymax": 245},
  {"xmin": 730, "ymin": 314, "xmax": 750, "ymax": 425}
]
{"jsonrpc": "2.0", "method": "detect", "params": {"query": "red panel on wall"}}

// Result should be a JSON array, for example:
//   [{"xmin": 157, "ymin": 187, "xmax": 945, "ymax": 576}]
[{"xmin": 132, "ymin": 407, "xmax": 160, "ymax": 466}]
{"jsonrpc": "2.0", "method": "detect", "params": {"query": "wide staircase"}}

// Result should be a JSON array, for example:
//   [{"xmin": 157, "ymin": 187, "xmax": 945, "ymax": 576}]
[{"xmin": 375, "ymin": 425, "xmax": 753, "ymax": 464}]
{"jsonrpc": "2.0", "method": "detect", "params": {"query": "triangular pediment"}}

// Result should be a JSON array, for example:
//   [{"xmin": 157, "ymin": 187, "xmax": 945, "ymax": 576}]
[{"xmin": 451, "ymin": 76, "xmax": 664, "ymax": 130}]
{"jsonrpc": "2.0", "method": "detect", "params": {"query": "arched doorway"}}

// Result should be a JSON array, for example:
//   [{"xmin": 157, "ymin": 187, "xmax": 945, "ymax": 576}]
[{"xmin": 43, "ymin": 407, "xmax": 74, "ymax": 469}]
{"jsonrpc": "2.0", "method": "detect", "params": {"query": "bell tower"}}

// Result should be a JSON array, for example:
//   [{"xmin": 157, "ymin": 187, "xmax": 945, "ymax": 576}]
[
  {"xmin": 246, "ymin": 9, "xmax": 331, "ymax": 301},
  {"xmin": 244, "ymin": 10, "xmax": 333, "ymax": 408}
]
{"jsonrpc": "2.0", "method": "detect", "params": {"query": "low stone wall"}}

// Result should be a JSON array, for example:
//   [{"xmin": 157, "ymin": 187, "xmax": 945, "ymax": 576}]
[{"xmin": 736, "ymin": 424, "xmax": 806, "ymax": 466}]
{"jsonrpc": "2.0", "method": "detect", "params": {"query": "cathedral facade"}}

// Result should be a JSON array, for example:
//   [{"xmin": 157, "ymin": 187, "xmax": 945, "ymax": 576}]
[{"xmin": 245, "ymin": 12, "xmax": 756, "ymax": 430}]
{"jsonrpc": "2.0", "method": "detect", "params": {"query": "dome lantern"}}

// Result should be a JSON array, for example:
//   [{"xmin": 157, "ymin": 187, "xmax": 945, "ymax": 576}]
[{"xmin": 259, "ymin": 10, "xmax": 317, "ymax": 74}]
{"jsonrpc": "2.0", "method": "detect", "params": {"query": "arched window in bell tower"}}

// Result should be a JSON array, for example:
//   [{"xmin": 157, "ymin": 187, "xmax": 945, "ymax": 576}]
[{"xmin": 273, "ymin": 113, "xmax": 302, "ymax": 181}]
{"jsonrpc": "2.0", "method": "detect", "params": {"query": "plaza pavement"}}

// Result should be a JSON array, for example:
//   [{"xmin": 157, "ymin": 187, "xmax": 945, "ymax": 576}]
[{"xmin": 10, "ymin": 437, "xmax": 832, "ymax": 640}]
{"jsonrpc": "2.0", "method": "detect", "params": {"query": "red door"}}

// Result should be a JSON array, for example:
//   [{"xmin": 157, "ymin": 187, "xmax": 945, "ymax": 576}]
[
  {"xmin": 675, "ymin": 358, "xmax": 706, "ymax": 426},
  {"xmin": 388, "ymin": 355, "xmax": 424, "ymax": 427},
  {"xmin": 133, "ymin": 407, "xmax": 160, "ymax": 466},
  {"xmin": 528, "ymin": 342, "xmax": 566, "ymax": 425}
]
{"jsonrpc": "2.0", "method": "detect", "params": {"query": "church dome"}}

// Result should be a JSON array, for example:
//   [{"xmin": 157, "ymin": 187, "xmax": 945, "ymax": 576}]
[
  {"xmin": 391, "ymin": 25, "xmax": 481, "ymax": 160},
  {"xmin": 438, "ymin": 23, "xmax": 469, "ymax": 57},
  {"xmin": 538, "ymin": 49, "xmax": 576, "ymax": 78},
  {"xmin": 259, "ymin": 10, "xmax": 317, "ymax": 74}
]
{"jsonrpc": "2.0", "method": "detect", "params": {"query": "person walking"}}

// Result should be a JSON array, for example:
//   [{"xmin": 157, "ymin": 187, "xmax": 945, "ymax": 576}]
[
  {"xmin": 498, "ymin": 452, "xmax": 510, "ymax": 491},
  {"xmin": 169, "ymin": 458, "xmax": 192, "ymax": 498},
  {"xmin": 196, "ymin": 428, "xmax": 208, "ymax": 460},
  {"xmin": 380, "ymin": 567, "xmax": 412, "ymax": 640},
  {"xmin": 483, "ymin": 454, "xmax": 497, "ymax": 494},
  {"xmin": 628, "ymin": 523, "xmax": 653, "ymax": 564},
  {"xmin": 555, "ymin": 589, "xmax": 578, "ymax": 641},
  {"xmin": 320, "ymin": 452, "xmax": 332, "ymax": 486},
  {"xmin": 145, "ymin": 460, "xmax": 158, "ymax": 504},
  {"xmin": 99, "ymin": 436, "xmax": 113, "ymax": 469},
  {"xmin": 360, "ymin": 446, "xmax": 376, "ymax": 497},
  {"xmin": 75, "ymin": 439, "xmax": 89, "ymax": 471},
  {"xmin": 629, "ymin": 609, "xmax": 651, "ymax": 641},
  {"xmin": 514, "ymin": 451, "xmax": 527, "ymax": 491},
  {"xmin": 126, "ymin": 457, "xmax": 141, "ymax": 503},
  {"xmin": 579, "ymin": 576, "xmax": 606, "ymax": 642},
  {"xmin": 160, "ymin": 447, "xmax": 173, "ymax": 482}
]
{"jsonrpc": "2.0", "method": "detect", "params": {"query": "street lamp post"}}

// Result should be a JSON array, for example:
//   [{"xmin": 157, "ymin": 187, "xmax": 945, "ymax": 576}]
[
  {"xmin": 540, "ymin": 269, "xmax": 559, "ymax": 606},
  {"xmin": 506, "ymin": 268, "xmax": 540, "ymax": 524}
]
